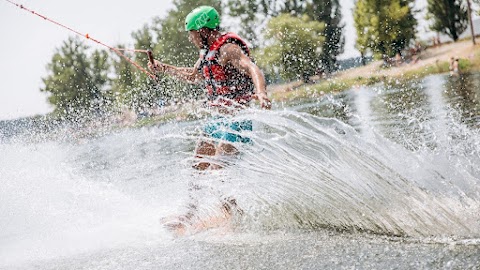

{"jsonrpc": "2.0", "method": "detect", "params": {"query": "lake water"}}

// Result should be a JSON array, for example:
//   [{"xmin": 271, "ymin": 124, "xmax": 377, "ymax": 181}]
[{"xmin": 1, "ymin": 73, "xmax": 479, "ymax": 269}]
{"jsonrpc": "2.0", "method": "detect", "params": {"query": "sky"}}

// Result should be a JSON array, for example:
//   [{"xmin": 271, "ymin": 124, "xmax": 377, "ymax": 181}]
[{"xmin": 0, "ymin": 0, "xmax": 427, "ymax": 120}]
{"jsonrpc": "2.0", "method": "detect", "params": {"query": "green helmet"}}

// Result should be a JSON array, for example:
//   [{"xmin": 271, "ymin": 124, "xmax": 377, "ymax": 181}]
[{"xmin": 185, "ymin": 6, "xmax": 220, "ymax": 31}]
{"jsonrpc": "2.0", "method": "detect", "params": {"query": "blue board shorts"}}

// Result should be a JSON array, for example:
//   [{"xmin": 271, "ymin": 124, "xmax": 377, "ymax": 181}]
[{"xmin": 203, "ymin": 117, "xmax": 252, "ymax": 143}]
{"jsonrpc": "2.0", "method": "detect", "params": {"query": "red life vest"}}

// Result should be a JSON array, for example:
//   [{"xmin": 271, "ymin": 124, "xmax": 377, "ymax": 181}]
[{"xmin": 198, "ymin": 33, "xmax": 255, "ymax": 106}]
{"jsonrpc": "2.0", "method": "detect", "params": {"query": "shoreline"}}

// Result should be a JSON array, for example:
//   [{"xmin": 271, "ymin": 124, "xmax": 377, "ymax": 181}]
[{"xmin": 270, "ymin": 40, "xmax": 480, "ymax": 104}]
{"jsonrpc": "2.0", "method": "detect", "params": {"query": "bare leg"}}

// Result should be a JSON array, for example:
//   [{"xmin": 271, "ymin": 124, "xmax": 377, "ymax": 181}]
[
  {"xmin": 193, "ymin": 140, "xmax": 216, "ymax": 170},
  {"xmin": 217, "ymin": 142, "xmax": 239, "ymax": 155},
  {"xmin": 208, "ymin": 142, "xmax": 239, "ymax": 170},
  {"xmin": 164, "ymin": 143, "xmax": 242, "ymax": 235},
  {"xmin": 194, "ymin": 140, "xmax": 239, "ymax": 170}
]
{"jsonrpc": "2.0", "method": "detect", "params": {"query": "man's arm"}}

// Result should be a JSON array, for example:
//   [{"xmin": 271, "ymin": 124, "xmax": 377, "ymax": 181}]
[
  {"xmin": 148, "ymin": 59, "xmax": 203, "ymax": 84},
  {"xmin": 218, "ymin": 44, "xmax": 271, "ymax": 109}
]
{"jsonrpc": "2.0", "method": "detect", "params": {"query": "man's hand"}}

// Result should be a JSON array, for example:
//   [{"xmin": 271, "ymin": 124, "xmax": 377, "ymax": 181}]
[
  {"xmin": 255, "ymin": 93, "xmax": 272, "ymax": 110},
  {"xmin": 148, "ymin": 59, "xmax": 166, "ymax": 73}
]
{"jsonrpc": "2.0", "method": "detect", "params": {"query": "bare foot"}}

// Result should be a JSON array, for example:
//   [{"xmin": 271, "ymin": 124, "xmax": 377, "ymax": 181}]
[
  {"xmin": 192, "ymin": 162, "xmax": 211, "ymax": 170},
  {"xmin": 208, "ymin": 163, "xmax": 223, "ymax": 170},
  {"xmin": 161, "ymin": 199, "xmax": 243, "ymax": 236},
  {"xmin": 161, "ymin": 213, "xmax": 233, "ymax": 236},
  {"xmin": 192, "ymin": 161, "xmax": 224, "ymax": 170},
  {"xmin": 160, "ymin": 216, "xmax": 190, "ymax": 236}
]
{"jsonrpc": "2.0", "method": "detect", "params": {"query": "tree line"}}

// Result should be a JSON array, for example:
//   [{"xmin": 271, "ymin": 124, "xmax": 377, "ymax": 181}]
[{"xmin": 40, "ymin": 0, "xmax": 473, "ymax": 119}]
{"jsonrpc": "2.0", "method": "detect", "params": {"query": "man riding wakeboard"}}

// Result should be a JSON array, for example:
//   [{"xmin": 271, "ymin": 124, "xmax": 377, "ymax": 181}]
[{"xmin": 148, "ymin": 5, "xmax": 271, "ymax": 170}]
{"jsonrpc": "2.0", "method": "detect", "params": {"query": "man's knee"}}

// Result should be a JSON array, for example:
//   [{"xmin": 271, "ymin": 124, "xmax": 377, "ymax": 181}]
[
  {"xmin": 217, "ymin": 143, "xmax": 238, "ymax": 156},
  {"xmin": 196, "ymin": 141, "xmax": 216, "ymax": 156}
]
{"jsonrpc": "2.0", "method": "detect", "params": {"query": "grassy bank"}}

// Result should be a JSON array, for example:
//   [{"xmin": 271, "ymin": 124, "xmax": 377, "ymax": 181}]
[{"xmin": 271, "ymin": 43, "xmax": 480, "ymax": 105}]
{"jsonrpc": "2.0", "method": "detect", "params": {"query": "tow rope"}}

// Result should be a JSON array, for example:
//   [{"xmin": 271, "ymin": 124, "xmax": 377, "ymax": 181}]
[{"xmin": 3, "ymin": 0, "xmax": 157, "ymax": 80}]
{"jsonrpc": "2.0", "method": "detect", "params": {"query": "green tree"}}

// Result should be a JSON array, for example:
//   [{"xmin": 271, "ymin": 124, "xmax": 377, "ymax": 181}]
[
  {"xmin": 257, "ymin": 14, "xmax": 325, "ymax": 81},
  {"xmin": 228, "ymin": 0, "xmax": 344, "ymax": 72},
  {"xmin": 427, "ymin": 0, "xmax": 468, "ymax": 41},
  {"xmin": 226, "ymin": 0, "xmax": 262, "ymax": 47},
  {"xmin": 354, "ymin": 0, "xmax": 417, "ymax": 58},
  {"xmin": 41, "ymin": 37, "xmax": 112, "ymax": 118},
  {"xmin": 354, "ymin": 0, "xmax": 374, "ymax": 59},
  {"xmin": 227, "ymin": 0, "xmax": 307, "ymax": 42},
  {"xmin": 305, "ymin": 0, "xmax": 345, "ymax": 73}
]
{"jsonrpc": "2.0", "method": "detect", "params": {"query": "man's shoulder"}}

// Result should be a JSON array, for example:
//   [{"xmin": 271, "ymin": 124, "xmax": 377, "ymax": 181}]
[
  {"xmin": 218, "ymin": 43, "xmax": 244, "ymax": 61},
  {"xmin": 220, "ymin": 42, "xmax": 242, "ymax": 51},
  {"xmin": 218, "ymin": 35, "xmax": 249, "ymax": 54}
]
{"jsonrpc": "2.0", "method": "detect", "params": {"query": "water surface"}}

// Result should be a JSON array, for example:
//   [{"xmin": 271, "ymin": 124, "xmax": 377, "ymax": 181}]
[{"xmin": 1, "ymin": 73, "xmax": 479, "ymax": 269}]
